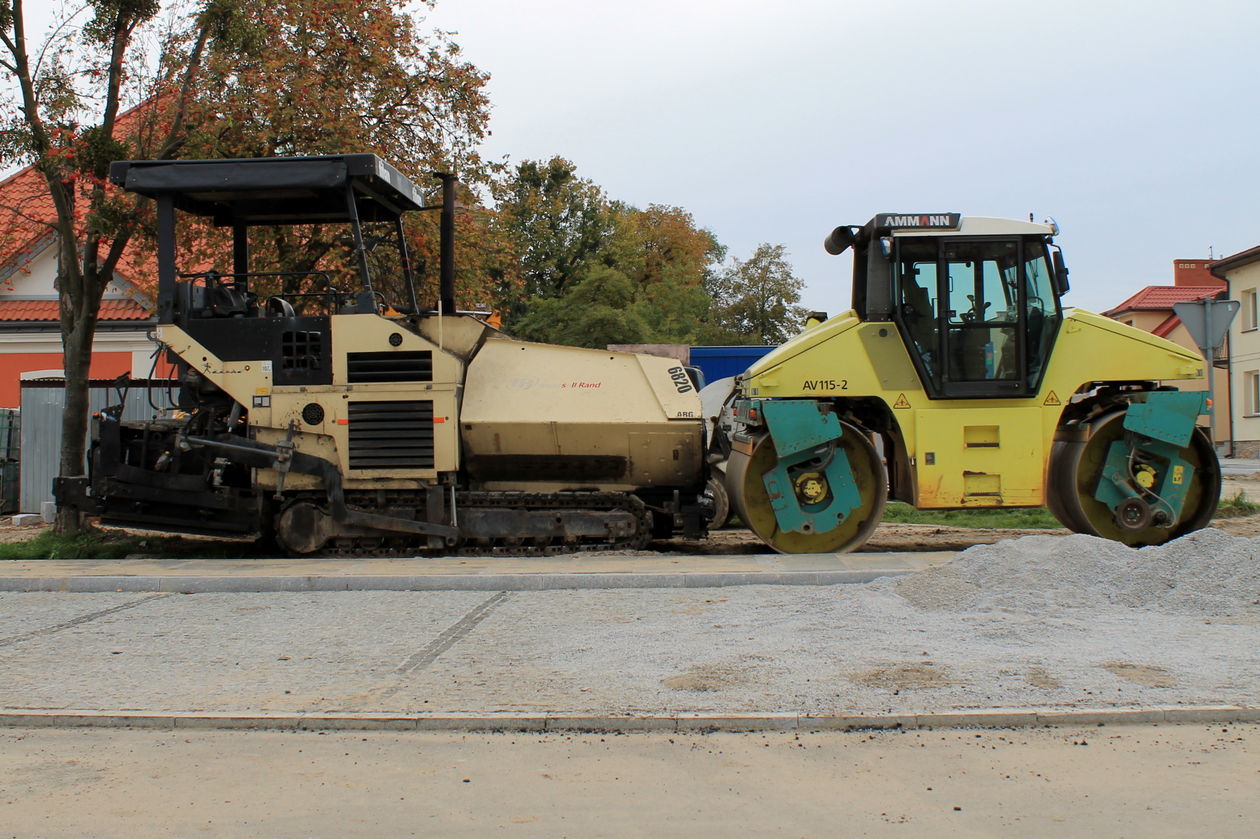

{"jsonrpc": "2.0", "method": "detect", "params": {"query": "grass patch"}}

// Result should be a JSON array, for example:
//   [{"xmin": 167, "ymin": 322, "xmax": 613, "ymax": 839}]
[
  {"xmin": 0, "ymin": 529, "xmax": 263, "ymax": 561},
  {"xmin": 880, "ymin": 502, "xmax": 1063, "ymax": 529},
  {"xmin": 1214, "ymin": 490, "xmax": 1260, "ymax": 519}
]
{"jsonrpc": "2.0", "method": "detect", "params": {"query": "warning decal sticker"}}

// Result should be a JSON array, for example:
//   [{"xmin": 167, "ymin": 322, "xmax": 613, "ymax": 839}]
[
  {"xmin": 1043, "ymin": 391, "xmax": 1061, "ymax": 406},
  {"xmin": 893, "ymin": 393, "xmax": 912, "ymax": 409}
]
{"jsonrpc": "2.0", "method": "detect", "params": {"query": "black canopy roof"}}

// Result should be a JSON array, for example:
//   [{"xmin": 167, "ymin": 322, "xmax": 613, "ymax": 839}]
[{"xmin": 109, "ymin": 154, "xmax": 428, "ymax": 226}]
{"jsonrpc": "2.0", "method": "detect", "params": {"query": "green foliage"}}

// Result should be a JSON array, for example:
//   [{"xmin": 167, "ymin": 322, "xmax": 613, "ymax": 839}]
[
  {"xmin": 72, "ymin": 125, "xmax": 128, "ymax": 177},
  {"xmin": 83, "ymin": 0, "xmax": 161, "ymax": 44},
  {"xmin": 494, "ymin": 157, "xmax": 617, "ymax": 311},
  {"xmin": 880, "ymin": 502, "xmax": 1064, "ymax": 529},
  {"xmin": 629, "ymin": 279, "xmax": 711, "ymax": 344},
  {"xmin": 494, "ymin": 157, "xmax": 731, "ymax": 345},
  {"xmin": 513, "ymin": 265, "xmax": 651, "ymax": 348},
  {"xmin": 702, "ymin": 243, "xmax": 809, "ymax": 344}
]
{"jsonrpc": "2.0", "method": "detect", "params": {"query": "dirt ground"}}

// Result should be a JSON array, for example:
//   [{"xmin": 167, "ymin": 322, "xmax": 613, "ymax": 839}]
[
  {"xmin": 5, "ymin": 515, "xmax": 1260, "ymax": 553},
  {"xmin": 0, "ymin": 517, "xmax": 1085, "ymax": 553},
  {"xmin": 6, "ymin": 474, "xmax": 1260, "ymax": 553},
  {"xmin": 662, "ymin": 471, "xmax": 1260, "ymax": 552},
  {"xmin": 1, "ymin": 725, "xmax": 1255, "ymax": 838}
]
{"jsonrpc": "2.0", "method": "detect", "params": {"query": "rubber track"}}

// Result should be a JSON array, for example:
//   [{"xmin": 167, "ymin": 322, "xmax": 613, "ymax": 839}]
[{"xmin": 321, "ymin": 491, "xmax": 654, "ymax": 558}]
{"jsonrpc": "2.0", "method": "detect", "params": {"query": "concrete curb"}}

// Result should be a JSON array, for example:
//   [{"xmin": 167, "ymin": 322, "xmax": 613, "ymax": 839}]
[
  {"xmin": 0, "ymin": 569, "xmax": 915, "ymax": 593},
  {"xmin": 2, "ymin": 706, "xmax": 1256, "ymax": 732}
]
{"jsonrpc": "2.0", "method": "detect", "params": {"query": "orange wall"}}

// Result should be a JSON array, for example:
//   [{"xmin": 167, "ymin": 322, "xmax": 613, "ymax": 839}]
[{"xmin": 0, "ymin": 352, "xmax": 133, "ymax": 408}]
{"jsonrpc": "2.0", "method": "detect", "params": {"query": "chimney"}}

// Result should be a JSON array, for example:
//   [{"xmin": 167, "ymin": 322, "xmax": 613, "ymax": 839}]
[{"xmin": 1172, "ymin": 259, "xmax": 1225, "ymax": 288}]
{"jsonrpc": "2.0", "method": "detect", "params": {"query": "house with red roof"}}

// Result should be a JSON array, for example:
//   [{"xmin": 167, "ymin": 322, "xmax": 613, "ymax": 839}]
[
  {"xmin": 1103, "ymin": 261, "xmax": 1229, "ymax": 446},
  {"xmin": 1212, "ymin": 245, "xmax": 1260, "ymax": 456},
  {"xmin": 0, "ymin": 161, "xmax": 165, "ymax": 408}
]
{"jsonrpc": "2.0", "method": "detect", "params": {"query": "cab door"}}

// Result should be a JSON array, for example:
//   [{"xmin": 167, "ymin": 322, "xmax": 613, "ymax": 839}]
[{"xmin": 893, "ymin": 236, "xmax": 1060, "ymax": 400}]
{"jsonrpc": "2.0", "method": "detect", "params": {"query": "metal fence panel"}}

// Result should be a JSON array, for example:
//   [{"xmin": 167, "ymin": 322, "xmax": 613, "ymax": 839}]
[{"xmin": 19, "ymin": 379, "xmax": 179, "ymax": 513}]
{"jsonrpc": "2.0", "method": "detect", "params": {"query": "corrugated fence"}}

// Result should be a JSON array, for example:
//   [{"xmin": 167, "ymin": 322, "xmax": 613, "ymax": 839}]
[{"xmin": 19, "ymin": 378, "xmax": 178, "ymax": 513}]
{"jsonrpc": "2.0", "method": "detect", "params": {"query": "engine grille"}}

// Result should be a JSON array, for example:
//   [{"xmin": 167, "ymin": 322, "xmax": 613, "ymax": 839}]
[
  {"xmin": 347, "ymin": 400, "xmax": 435, "ymax": 470},
  {"xmin": 346, "ymin": 351, "xmax": 433, "ymax": 383},
  {"xmin": 282, "ymin": 330, "xmax": 324, "ymax": 371}
]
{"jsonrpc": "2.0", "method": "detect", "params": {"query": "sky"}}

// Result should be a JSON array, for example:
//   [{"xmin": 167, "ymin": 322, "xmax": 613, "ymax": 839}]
[
  {"xmin": 6, "ymin": 1, "xmax": 1258, "ymax": 318},
  {"xmin": 422, "ymin": 0, "xmax": 1260, "ymax": 316}
]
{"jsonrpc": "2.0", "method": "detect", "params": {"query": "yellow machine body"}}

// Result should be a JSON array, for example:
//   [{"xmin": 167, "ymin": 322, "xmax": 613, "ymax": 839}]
[
  {"xmin": 722, "ymin": 212, "xmax": 1221, "ymax": 553},
  {"xmin": 740, "ymin": 308, "xmax": 1205, "ymax": 509},
  {"xmin": 156, "ymin": 313, "xmax": 703, "ymax": 495}
]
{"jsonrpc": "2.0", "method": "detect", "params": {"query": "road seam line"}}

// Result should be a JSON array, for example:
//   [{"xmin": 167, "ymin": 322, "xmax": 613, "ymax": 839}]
[
  {"xmin": 393, "ymin": 590, "xmax": 513, "ymax": 675},
  {"xmin": 0, "ymin": 593, "xmax": 171, "ymax": 648}
]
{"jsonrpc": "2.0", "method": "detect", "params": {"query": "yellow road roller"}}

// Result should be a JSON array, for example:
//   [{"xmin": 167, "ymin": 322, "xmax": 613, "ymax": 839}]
[{"xmin": 721, "ymin": 213, "xmax": 1220, "ymax": 553}]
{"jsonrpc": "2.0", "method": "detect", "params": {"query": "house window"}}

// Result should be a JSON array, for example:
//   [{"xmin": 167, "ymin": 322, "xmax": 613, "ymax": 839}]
[
  {"xmin": 1243, "ymin": 289, "xmax": 1258, "ymax": 331},
  {"xmin": 1247, "ymin": 371, "xmax": 1260, "ymax": 416}
]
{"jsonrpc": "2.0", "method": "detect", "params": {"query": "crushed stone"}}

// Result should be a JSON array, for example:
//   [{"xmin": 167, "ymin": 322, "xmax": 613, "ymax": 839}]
[{"xmin": 887, "ymin": 527, "xmax": 1260, "ymax": 617}]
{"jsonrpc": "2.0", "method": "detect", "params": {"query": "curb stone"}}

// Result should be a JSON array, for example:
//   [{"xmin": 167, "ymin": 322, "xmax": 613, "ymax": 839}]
[
  {"xmin": 0, "ymin": 570, "xmax": 918, "ymax": 594},
  {"xmin": 2, "ymin": 706, "xmax": 1256, "ymax": 733}
]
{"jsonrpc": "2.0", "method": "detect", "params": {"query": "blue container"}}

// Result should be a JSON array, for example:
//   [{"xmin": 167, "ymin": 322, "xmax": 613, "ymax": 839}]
[{"xmin": 689, "ymin": 346, "xmax": 775, "ymax": 384}]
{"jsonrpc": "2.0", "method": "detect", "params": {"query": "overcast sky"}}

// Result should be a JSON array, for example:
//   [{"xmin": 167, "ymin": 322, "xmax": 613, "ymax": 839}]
[
  {"xmin": 424, "ymin": 0, "xmax": 1260, "ymax": 316},
  {"xmin": 8, "ymin": 1, "xmax": 1257, "ymax": 317}
]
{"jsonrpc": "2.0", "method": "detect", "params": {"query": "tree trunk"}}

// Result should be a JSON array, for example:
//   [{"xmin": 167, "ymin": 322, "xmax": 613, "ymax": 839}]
[{"xmin": 54, "ymin": 290, "xmax": 100, "ymax": 535}]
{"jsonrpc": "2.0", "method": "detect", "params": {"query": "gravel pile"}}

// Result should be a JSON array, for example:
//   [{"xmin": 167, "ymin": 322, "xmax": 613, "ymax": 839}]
[{"xmin": 889, "ymin": 528, "xmax": 1260, "ymax": 617}]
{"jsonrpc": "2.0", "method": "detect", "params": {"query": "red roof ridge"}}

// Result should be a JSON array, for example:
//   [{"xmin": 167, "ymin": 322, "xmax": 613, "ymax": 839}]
[
  {"xmin": 0, "ymin": 298, "xmax": 151, "ymax": 322},
  {"xmin": 1151, "ymin": 314, "xmax": 1181, "ymax": 338},
  {"xmin": 1104, "ymin": 285, "xmax": 1222, "ymax": 317}
]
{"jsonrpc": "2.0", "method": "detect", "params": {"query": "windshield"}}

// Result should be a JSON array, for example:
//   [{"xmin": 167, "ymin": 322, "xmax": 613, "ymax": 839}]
[{"xmin": 894, "ymin": 236, "xmax": 1061, "ymax": 397}]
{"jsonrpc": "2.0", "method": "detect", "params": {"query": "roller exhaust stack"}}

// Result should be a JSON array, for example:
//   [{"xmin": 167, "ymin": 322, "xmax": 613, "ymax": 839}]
[{"xmin": 824, "ymin": 225, "xmax": 856, "ymax": 256}]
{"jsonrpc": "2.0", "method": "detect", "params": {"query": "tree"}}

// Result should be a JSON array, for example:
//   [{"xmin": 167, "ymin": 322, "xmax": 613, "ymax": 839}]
[
  {"xmin": 492, "ymin": 157, "xmax": 616, "ymax": 321},
  {"xmin": 175, "ymin": 0, "xmax": 494, "ymax": 309},
  {"xmin": 702, "ymin": 243, "xmax": 809, "ymax": 344},
  {"xmin": 512, "ymin": 265, "xmax": 650, "ymax": 348},
  {"xmin": 0, "ymin": 0, "xmax": 493, "ymax": 530},
  {"xmin": 493, "ymin": 158, "xmax": 727, "ymax": 344},
  {"xmin": 0, "ymin": 0, "xmax": 227, "ymax": 531}
]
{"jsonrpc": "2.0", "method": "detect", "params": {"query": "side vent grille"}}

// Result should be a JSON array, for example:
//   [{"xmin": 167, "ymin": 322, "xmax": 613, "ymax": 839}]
[
  {"xmin": 282, "ymin": 331, "xmax": 323, "ymax": 371},
  {"xmin": 347, "ymin": 351, "xmax": 433, "ymax": 383},
  {"xmin": 347, "ymin": 400, "xmax": 434, "ymax": 470}
]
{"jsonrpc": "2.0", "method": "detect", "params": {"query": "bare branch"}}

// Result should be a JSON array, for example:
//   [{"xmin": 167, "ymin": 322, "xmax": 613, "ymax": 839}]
[
  {"xmin": 32, "ymin": 3, "xmax": 91, "ymax": 82},
  {"xmin": 3, "ymin": 0, "xmax": 55, "ymax": 162},
  {"xmin": 157, "ymin": 10, "xmax": 214, "ymax": 159}
]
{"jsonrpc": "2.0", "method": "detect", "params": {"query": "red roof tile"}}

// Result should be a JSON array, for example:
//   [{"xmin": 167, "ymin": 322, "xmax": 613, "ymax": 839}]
[
  {"xmin": 1104, "ymin": 285, "xmax": 1222, "ymax": 317},
  {"xmin": 1151, "ymin": 313, "xmax": 1181, "ymax": 338},
  {"xmin": 0, "ymin": 166, "xmax": 60, "ymax": 273},
  {"xmin": 0, "ymin": 298, "xmax": 151, "ymax": 322},
  {"xmin": 0, "ymin": 101, "xmax": 165, "ymax": 298}
]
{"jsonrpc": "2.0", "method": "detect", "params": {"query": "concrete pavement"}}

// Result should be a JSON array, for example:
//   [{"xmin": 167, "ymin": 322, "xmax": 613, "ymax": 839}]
[{"xmin": 1, "ymin": 554, "xmax": 1256, "ymax": 732}]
